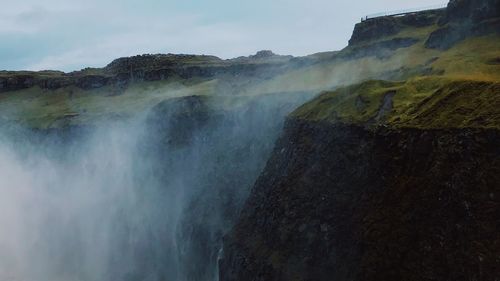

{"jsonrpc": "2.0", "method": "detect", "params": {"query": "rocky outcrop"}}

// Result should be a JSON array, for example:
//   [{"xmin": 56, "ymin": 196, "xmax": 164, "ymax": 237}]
[
  {"xmin": 349, "ymin": 9, "xmax": 443, "ymax": 45},
  {"xmin": 220, "ymin": 74, "xmax": 500, "ymax": 281},
  {"xmin": 425, "ymin": 0, "xmax": 500, "ymax": 49},
  {"xmin": 0, "ymin": 53, "xmax": 296, "ymax": 94},
  {"xmin": 220, "ymin": 119, "xmax": 500, "ymax": 281},
  {"xmin": 143, "ymin": 92, "xmax": 313, "ymax": 280},
  {"xmin": 103, "ymin": 54, "xmax": 222, "ymax": 74},
  {"xmin": 229, "ymin": 51, "xmax": 293, "ymax": 64},
  {"xmin": 0, "ymin": 74, "xmax": 36, "ymax": 92},
  {"xmin": 443, "ymin": 0, "xmax": 500, "ymax": 23},
  {"xmin": 343, "ymin": 37, "xmax": 419, "ymax": 60},
  {"xmin": 0, "ymin": 72, "xmax": 114, "ymax": 93},
  {"xmin": 348, "ymin": 0, "xmax": 499, "ymax": 50},
  {"xmin": 145, "ymin": 95, "xmax": 216, "ymax": 147},
  {"xmin": 425, "ymin": 26, "xmax": 468, "ymax": 49}
]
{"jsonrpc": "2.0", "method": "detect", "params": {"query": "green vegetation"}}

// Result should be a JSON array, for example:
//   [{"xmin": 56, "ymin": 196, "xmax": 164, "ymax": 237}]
[
  {"xmin": 0, "ymin": 12, "xmax": 498, "ymax": 130},
  {"xmin": 0, "ymin": 70, "xmax": 65, "ymax": 78},
  {"xmin": 246, "ymin": 22, "xmax": 499, "ymax": 93},
  {"xmin": 252, "ymin": 23, "xmax": 499, "ymax": 130},
  {"xmin": 432, "ymin": 35, "xmax": 500, "ymax": 81},
  {"xmin": 0, "ymin": 79, "xmax": 218, "ymax": 128},
  {"xmin": 292, "ymin": 77, "xmax": 500, "ymax": 129}
]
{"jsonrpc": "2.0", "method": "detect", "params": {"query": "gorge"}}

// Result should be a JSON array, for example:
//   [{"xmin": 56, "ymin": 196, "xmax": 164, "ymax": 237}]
[{"xmin": 0, "ymin": 0, "xmax": 499, "ymax": 280}]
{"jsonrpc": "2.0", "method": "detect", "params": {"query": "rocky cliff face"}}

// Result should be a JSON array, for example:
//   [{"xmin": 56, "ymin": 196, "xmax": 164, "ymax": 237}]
[
  {"xmin": 220, "ymin": 118, "xmax": 500, "ymax": 281},
  {"xmin": 444, "ymin": 0, "xmax": 500, "ymax": 22},
  {"xmin": 139, "ymin": 92, "xmax": 313, "ymax": 280},
  {"xmin": 426, "ymin": 0, "xmax": 500, "ymax": 49},
  {"xmin": 1, "ymin": 0, "xmax": 498, "ymax": 280},
  {"xmin": 349, "ymin": 9, "xmax": 444, "ymax": 46},
  {"xmin": 348, "ymin": 0, "xmax": 499, "ymax": 50},
  {"xmin": 219, "ymin": 57, "xmax": 500, "ymax": 280}
]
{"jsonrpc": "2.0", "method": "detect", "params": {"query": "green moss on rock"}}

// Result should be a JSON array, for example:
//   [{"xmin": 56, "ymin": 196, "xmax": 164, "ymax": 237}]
[{"xmin": 292, "ymin": 77, "xmax": 500, "ymax": 129}]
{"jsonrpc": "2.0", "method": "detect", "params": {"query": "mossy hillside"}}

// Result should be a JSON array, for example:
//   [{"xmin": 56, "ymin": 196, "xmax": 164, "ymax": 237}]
[
  {"xmin": 246, "ymin": 25, "xmax": 500, "ymax": 95},
  {"xmin": 1, "ymin": 13, "xmax": 498, "ymax": 130},
  {"xmin": 0, "ymin": 70, "xmax": 65, "ymax": 78},
  {"xmin": 243, "ymin": 24, "xmax": 440, "ymax": 94},
  {"xmin": 0, "ymin": 74, "xmax": 315, "ymax": 129},
  {"xmin": 431, "ymin": 35, "xmax": 500, "ymax": 81},
  {"xmin": 0, "ymin": 78, "xmax": 218, "ymax": 129},
  {"xmin": 292, "ymin": 77, "xmax": 500, "ymax": 129}
]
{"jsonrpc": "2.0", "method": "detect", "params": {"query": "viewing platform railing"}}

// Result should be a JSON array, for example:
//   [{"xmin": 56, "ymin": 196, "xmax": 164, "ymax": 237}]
[{"xmin": 361, "ymin": 3, "xmax": 448, "ymax": 22}]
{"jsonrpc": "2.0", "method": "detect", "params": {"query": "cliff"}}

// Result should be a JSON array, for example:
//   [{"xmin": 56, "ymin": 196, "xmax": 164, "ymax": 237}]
[
  {"xmin": 426, "ymin": 0, "xmax": 500, "ymax": 49},
  {"xmin": 139, "ymin": 92, "xmax": 313, "ymax": 280},
  {"xmin": 220, "ymin": 74, "xmax": 500, "ymax": 279},
  {"xmin": 0, "ymin": 1, "xmax": 499, "ymax": 279},
  {"xmin": 220, "ymin": 1, "xmax": 500, "ymax": 280},
  {"xmin": 0, "ymin": 50, "xmax": 319, "ymax": 129},
  {"xmin": 221, "ymin": 120, "xmax": 499, "ymax": 281},
  {"xmin": 0, "ymin": 52, "xmax": 299, "ymax": 94},
  {"xmin": 348, "ymin": 9, "xmax": 444, "ymax": 46}
]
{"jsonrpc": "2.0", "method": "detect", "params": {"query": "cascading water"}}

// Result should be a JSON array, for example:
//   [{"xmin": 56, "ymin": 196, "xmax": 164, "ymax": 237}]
[{"xmin": 0, "ymin": 93, "xmax": 311, "ymax": 281}]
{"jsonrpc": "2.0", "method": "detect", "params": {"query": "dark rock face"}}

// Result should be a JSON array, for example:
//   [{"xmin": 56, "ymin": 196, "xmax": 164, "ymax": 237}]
[
  {"xmin": 349, "ymin": 10, "xmax": 443, "ymax": 45},
  {"xmin": 251, "ymin": 50, "xmax": 277, "ymax": 59},
  {"xmin": 103, "ymin": 54, "xmax": 223, "ymax": 74},
  {"xmin": 145, "ymin": 96, "xmax": 216, "ymax": 147},
  {"xmin": 0, "ymin": 53, "xmax": 296, "ymax": 94},
  {"xmin": 426, "ymin": 0, "xmax": 500, "ymax": 49},
  {"xmin": 143, "ymin": 93, "xmax": 313, "ymax": 281},
  {"xmin": 349, "ymin": 17, "xmax": 400, "ymax": 46},
  {"xmin": 444, "ymin": 0, "xmax": 500, "ymax": 23},
  {"xmin": 348, "ymin": 0, "xmax": 499, "ymax": 50},
  {"xmin": 0, "ymin": 73, "xmax": 100, "ymax": 93},
  {"xmin": 344, "ymin": 38, "xmax": 419, "ymax": 60},
  {"xmin": 221, "ymin": 119, "xmax": 500, "ymax": 281},
  {"xmin": 0, "ymin": 75, "xmax": 36, "ymax": 92},
  {"xmin": 75, "ymin": 75, "xmax": 110, "ymax": 90},
  {"xmin": 424, "ymin": 26, "xmax": 467, "ymax": 50}
]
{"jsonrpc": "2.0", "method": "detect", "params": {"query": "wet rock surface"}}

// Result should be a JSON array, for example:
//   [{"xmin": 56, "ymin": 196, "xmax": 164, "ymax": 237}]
[
  {"xmin": 142, "ymin": 93, "xmax": 313, "ymax": 280},
  {"xmin": 221, "ymin": 119, "xmax": 500, "ymax": 281}
]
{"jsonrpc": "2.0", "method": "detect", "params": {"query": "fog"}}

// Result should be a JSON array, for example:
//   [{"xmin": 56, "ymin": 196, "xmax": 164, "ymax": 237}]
[{"xmin": 0, "ymin": 92, "xmax": 310, "ymax": 281}]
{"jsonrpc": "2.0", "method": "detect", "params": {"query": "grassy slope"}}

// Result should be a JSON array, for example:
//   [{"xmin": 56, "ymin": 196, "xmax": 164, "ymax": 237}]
[
  {"xmin": 244, "ymin": 25, "xmax": 441, "ymax": 94},
  {"xmin": 287, "ymin": 25, "xmax": 500, "ymax": 129},
  {"xmin": 246, "ymin": 27, "xmax": 500, "ymax": 93},
  {"xmin": 292, "ymin": 77, "xmax": 500, "ymax": 129},
  {"xmin": 0, "ymin": 79, "xmax": 217, "ymax": 128}
]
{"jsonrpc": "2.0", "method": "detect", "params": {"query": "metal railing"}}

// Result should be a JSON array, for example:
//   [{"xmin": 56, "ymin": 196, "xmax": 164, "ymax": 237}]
[{"xmin": 361, "ymin": 3, "xmax": 448, "ymax": 22}]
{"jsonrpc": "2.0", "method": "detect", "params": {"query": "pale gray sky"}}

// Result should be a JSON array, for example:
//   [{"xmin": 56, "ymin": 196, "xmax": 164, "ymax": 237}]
[{"xmin": 0, "ymin": 0, "xmax": 447, "ymax": 72}]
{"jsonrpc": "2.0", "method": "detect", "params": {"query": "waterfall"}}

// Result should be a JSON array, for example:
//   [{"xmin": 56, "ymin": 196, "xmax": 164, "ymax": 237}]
[{"xmin": 0, "ymin": 93, "xmax": 310, "ymax": 281}]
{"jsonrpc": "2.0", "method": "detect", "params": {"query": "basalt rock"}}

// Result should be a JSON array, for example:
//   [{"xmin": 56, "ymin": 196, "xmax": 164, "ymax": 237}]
[
  {"xmin": 349, "ymin": 10, "xmax": 443, "ymax": 46},
  {"xmin": 442, "ymin": 0, "xmax": 500, "ymax": 23},
  {"xmin": 426, "ymin": 0, "xmax": 500, "ymax": 49},
  {"xmin": 0, "ymin": 53, "xmax": 296, "ymax": 93},
  {"xmin": 220, "ymin": 119, "xmax": 500, "ymax": 281},
  {"xmin": 0, "ymin": 75, "xmax": 35, "ymax": 92},
  {"xmin": 143, "ymin": 93, "xmax": 312, "ymax": 280},
  {"xmin": 343, "ymin": 37, "xmax": 419, "ymax": 60}
]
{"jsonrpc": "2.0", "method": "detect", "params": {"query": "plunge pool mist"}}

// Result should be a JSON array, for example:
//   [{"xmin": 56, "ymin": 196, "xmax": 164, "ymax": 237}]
[{"xmin": 0, "ymin": 93, "xmax": 310, "ymax": 281}]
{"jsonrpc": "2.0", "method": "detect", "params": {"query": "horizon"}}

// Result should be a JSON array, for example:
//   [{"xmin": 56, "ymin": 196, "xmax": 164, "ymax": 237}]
[{"xmin": 1, "ymin": 0, "xmax": 447, "ymax": 72}]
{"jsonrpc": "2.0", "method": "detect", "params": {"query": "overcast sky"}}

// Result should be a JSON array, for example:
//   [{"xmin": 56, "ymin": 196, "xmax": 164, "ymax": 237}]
[{"xmin": 0, "ymin": 0, "xmax": 447, "ymax": 72}]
